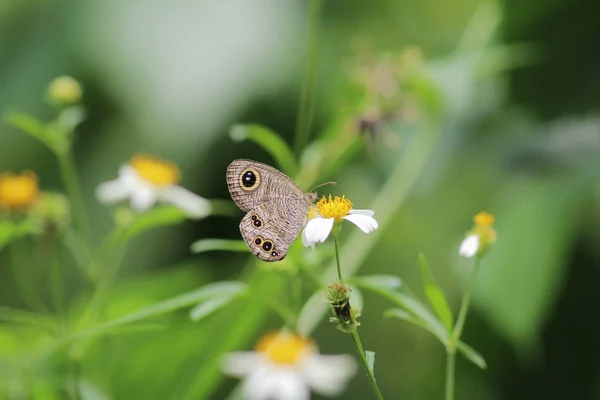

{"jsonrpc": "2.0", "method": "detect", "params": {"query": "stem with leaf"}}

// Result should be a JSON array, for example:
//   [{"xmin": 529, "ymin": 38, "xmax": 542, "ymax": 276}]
[
  {"xmin": 445, "ymin": 257, "xmax": 481, "ymax": 400},
  {"xmin": 334, "ymin": 235, "xmax": 384, "ymax": 400}
]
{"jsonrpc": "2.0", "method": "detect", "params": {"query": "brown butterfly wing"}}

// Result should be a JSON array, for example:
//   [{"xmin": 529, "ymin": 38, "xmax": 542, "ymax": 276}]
[
  {"xmin": 239, "ymin": 198, "xmax": 309, "ymax": 261},
  {"xmin": 226, "ymin": 159, "xmax": 305, "ymax": 212}
]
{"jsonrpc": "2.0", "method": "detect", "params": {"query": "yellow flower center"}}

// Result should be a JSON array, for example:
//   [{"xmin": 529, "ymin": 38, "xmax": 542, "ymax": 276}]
[
  {"xmin": 316, "ymin": 195, "xmax": 353, "ymax": 221},
  {"xmin": 256, "ymin": 332, "xmax": 314, "ymax": 365},
  {"xmin": 474, "ymin": 211, "xmax": 494, "ymax": 227},
  {"xmin": 130, "ymin": 154, "xmax": 180, "ymax": 187},
  {"xmin": 0, "ymin": 171, "xmax": 39, "ymax": 209}
]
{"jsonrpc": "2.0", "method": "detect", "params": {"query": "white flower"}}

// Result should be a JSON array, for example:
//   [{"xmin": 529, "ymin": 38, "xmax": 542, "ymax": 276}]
[
  {"xmin": 302, "ymin": 195, "xmax": 378, "ymax": 249},
  {"xmin": 458, "ymin": 234, "xmax": 479, "ymax": 258},
  {"xmin": 95, "ymin": 154, "xmax": 210, "ymax": 218},
  {"xmin": 222, "ymin": 331, "xmax": 357, "ymax": 400},
  {"xmin": 458, "ymin": 211, "xmax": 497, "ymax": 258}
]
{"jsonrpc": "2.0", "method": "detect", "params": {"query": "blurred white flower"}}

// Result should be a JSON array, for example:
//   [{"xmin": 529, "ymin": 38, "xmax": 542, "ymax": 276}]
[
  {"xmin": 302, "ymin": 195, "xmax": 378, "ymax": 249},
  {"xmin": 458, "ymin": 234, "xmax": 479, "ymax": 258},
  {"xmin": 222, "ymin": 331, "xmax": 357, "ymax": 400},
  {"xmin": 96, "ymin": 154, "xmax": 210, "ymax": 218}
]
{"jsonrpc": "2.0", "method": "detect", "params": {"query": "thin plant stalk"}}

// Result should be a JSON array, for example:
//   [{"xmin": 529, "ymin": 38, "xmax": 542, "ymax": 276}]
[
  {"xmin": 334, "ymin": 235, "xmax": 384, "ymax": 400},
  {"xmin": 334, "ymin": 235, "xmax": 343, "ymax": 283},
  {"xmin": 57, "ymin": 150, "xmax": 91, "ymax": 241},
  {"xmin": 445, "ymin": 257, "xmax": 481, "ymax": 400},
  {"xmin": 293, "ymin": 0, "xmax": 323, "ymax": 155},
  {"xmin": 351, "ymin": 331, "xmax": 384, "ymax": 400}
]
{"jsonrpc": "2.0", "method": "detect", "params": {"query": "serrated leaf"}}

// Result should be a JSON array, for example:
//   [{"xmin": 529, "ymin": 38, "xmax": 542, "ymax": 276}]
[
  {"xmin": 190, "ymin": 239, "xmax": 249, "ymax": 254},
  {"xmin": 190, "ymin": 296, "xmax": 232, "ymax": 322},
  {"xmin": 230, "ymin": 124, "xmax": 298, "ymax": 177},
  {"xmin": 418, "ymin": 253, "xmax": 454, "ymax": 333},
  {"xmin": 457, "ymin": 341, "xmax": 487, "ymax": 370}
]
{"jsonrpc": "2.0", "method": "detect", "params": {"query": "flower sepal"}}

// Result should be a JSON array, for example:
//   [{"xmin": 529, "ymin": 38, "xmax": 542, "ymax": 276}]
[{"xmin": 326, "ymin": 283, "xmax": 361, "ymax": 334}]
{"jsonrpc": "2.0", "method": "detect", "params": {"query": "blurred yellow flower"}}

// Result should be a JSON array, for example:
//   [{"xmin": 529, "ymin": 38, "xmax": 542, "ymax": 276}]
[
  {"xmin": 48, "ymin": 76, "xmax": 83, "ymax": 105},
  {"xmin": 0, "ymin": 171, "xmax": 39, "ymax": 209}
]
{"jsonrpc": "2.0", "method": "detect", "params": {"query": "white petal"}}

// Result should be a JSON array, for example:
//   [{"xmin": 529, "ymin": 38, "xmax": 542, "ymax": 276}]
[
  {"xmin": 159, "ymin": 185, "xmax": 211, "ymax": 218},
  {"xmin": 301, "ymin": 226, "xmax": 311, "ymax": 249},
  {"xmin": 302, "ymin": 217, "xmax": 335, "ymax": 248},
  {"xmin": 459, "ymin": 234, "xmax": 479, "ymax": 258},
  {"xmin": 129, "ymin": 185, "xmax": 158, "ymax": 212},
  {"xmin": 244, "ymin": 365, "xmax": 309, "ymax": 400},
  {"xmin": 118, "ymin": 165, "xmax": 141, "ymax": 186},
  {"xmin": 221, "ymin": 352, "xmax": 261, "ymax": 377},
  {"xmin": 302, "ymin": 354, "xmax": 357, "ymax": 396},
  {"xmin": 348, "ymin": 209, "xmax": 375, "ymax": 217},
  {"xmin": 95, "ymin": 178, "xmax": 131, "ymax": 204},
  {"xmin": 343, "ymin": 214, "xmax": 378, "ymax": 233}
]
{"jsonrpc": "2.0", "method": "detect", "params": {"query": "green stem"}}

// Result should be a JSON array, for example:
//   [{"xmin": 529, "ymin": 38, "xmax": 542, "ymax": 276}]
[
  {"xmin": 451, "ymin": 258, "xmax": 480, "ymax": 344},
  {"xmin": 334, "ymin": 236, "xmax": 343, "ymax": 282},
  {"xmin": 445, "ymin": 347, "xmax": 456, "ymax": 400},
  {"xmin": 334, "ymin": 234, "xmax": 383, "ymax": 399},
  {"xmin": 57, "ymin": 150, "xmax": 91, "ymax": 242},
  {"xmin": 10, "ymin": 243, "xmax": 47, "ymax": 312},
  {"xmin": 293, "ymin": 0, "xmax": 323, "ymax": 155},
  {"xmin": 350, "ymin": 331, "xmax": 384, "ymax": 400},
  {"xmin": 445, "ymin": 257, "xmax": 481, "ymax": 400}
]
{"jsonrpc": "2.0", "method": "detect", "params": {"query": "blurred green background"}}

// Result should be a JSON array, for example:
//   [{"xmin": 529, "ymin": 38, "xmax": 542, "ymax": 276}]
[{"xmin": 1, "ymin": 0, "xmax": 600, "ymax": 399}]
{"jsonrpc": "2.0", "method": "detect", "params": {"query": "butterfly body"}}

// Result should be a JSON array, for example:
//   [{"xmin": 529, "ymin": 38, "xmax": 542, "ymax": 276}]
[{"xmin": 226, "ymin": 159, "xmax": 316, "ymax": 261}]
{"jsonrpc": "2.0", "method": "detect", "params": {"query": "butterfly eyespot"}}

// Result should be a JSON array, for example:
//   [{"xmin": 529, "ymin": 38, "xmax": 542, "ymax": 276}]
[
  {"xmin": 271, "ymin": 251, "xmax": 279, "ymax": 258},
  {"xmin": 261, "ymin": 240, "xmax": 273, "ymax": 252},
  {"xmin": 239, "ymin": 167, "xmax": 260, "ymax": 191},
  {"xmin": 253, "ymin": 217, "xmax": 263, "ymax": 228},
  {"xmin": 254, "ymin": 237, "xmax": 263, "ymax": 245}
]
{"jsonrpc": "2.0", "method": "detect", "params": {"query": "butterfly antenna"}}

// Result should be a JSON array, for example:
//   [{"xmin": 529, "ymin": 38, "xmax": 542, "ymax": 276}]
[{"xmin": 310, "ymin": 181, "xmax": 337, "ymax": 193}]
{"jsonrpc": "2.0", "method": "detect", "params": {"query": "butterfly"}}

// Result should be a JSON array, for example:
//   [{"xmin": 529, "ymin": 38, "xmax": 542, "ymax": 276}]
[{"xmin": 226, "ymin": 159, "xmax": 317, "ymax": 261}]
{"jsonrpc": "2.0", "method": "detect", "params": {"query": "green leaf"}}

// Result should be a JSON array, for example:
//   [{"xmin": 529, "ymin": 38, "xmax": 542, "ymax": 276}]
[
  {"xmin": 365, "ymin": 351, "xmax": 376, "ymax": 377},
  {"xmin": 78, "ymin": 379, "xmax": 111, "ymax": 400},
  {"xmin": 0, "ymin": 307, "xmax": 58, "ymax": 332},
  {"xmin": 457, "ymin": 341, "xmax": 487, "ymax": 370},
  {"xmin": 348, "ymin": 285, "xmax": 363, "ymax": 312},
  {"xmin": 125, "ymin": 205, "xmax": 188, "ymax": 240},
  {"xmin": 4, "ymin": 111, "xmax": 53, "ymax": 148},
  {"xmin": 354, "ymin": 276, "xmax": 448, "ymax": 342},
  {"xmin": 0, "ymin": 220, "xmax": 37, "ymax": 252},
  {"xmin": 190, "ymin": 296, "xmax": 234, "ymax": 322},
  {"xmin": 230, "ymin": 124, "xmax": 298, "ymax": 177},
  {"xmin": 297, "ymin": 290, "xmax": 327, "ymax": 337},
  {"xmin": 418, "ymin": 253, "xmax": 454, "ymax": 333},
  {"xmin": 73, "ymin": 281, "xmax": 246, "ymax": 340},
  {"xmin": 190, "ymin": 239, "xmax": 249, "ymax": 254},
  {"xmin": 349, "ymin": 275, "xmax": 403, "ymax": 292}
]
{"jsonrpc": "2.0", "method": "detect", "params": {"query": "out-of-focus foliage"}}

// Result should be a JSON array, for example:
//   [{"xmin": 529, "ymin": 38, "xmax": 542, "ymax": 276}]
[{"xmin": 1, "ymin": 0, "xmax": 600, "ymax": 399}]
